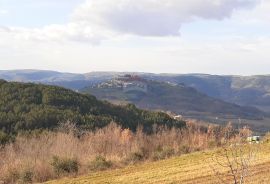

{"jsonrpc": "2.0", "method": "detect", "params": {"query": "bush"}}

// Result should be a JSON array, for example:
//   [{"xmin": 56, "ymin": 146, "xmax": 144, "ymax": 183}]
[
  {"xmin": 88, "ymin": 156, "xmax": 112, "ymax": 171},
  {"xmin": 0, "ymin": 131, "xmax": 11, "ymax": 145},
  {"xmin": 263, "ymin": 132, "xmax": 270, "ymax": 143},
  {"xmin": 151, "ymin": 147, "xmax": 175, "ymax": 161},
  {"xmin": 125, "ymin": 152, "xmax": 144, "ymax": 164},
  {"xmin": 178, "ymin": 145, "xmax": 191, "ymax": 154},
  {"xmin": 208, "ymin": 140, "xmax": 218, "ymax": 148},
  {"xmin": 20, "ymin": 169, "xmax": 33, "ymax": 184},
  {"xmin": 51, "ymin": 156, "xmax": 79, "ymax": 175}
]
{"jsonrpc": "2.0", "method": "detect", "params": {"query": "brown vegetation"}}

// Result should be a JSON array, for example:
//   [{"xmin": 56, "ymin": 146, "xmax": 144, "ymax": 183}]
[
  {"xmin": 210, "ymin": 125, "xmax": 257, "ymax": 184},
  {"xmin": 0, "ymin": 121, "xmax": 247, "ymax": 183}
]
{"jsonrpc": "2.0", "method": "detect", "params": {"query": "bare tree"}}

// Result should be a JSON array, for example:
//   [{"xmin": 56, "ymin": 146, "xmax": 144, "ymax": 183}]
[{"xmin": 210, "ymin": 127, "xmax": 258, "ymax": 184}]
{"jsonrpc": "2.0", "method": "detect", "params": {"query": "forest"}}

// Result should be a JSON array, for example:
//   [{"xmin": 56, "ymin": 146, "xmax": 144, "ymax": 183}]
[{"xmin": 0, "ymin": 80, "xmax": 185, "ymax": 138}]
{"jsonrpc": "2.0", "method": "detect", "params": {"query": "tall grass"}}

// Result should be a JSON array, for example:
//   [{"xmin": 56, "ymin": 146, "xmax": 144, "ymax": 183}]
[{"xmin": 0, "ymin": 121, "xmax": 247, "ymax": 183}]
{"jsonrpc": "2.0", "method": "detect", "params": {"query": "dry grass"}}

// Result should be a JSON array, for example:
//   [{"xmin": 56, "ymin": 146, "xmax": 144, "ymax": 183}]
[
  {"xmin": 46, "ymin": 143, "xmax": 270, "ymax": 184},
  {"xmin": 0, "ymin": 122, "xmax": 246, "ymax": 183}
]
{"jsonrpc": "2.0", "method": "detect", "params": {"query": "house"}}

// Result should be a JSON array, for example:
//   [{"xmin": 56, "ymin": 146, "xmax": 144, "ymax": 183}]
[{"xmin": 247, "ymin": 136, "xmax": 261, "ymax": 143}]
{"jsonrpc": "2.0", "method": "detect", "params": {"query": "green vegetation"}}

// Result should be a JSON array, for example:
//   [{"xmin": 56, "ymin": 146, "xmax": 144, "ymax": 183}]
[
  {"xmin": 0, "ymin": 80, "xmax": 185, "ymax": 135},
  {"xmin": 124, "ymin": 152, "xmax": 145, "ymax": 164},
  {"xmin": 88, "ymin": 156, "xmax": 113, "ymax": 171},
  {"xmin": 151, "ymin": 146, "xmax": 175, "ymax": 161},
  {"xmin": 0, "ymin": 130, "xmax": 12, "ymax": 145},
  {"xmin": 51, "ymin": 156, "xmax": 79, "ymax": 175},
  {"xmin": 2, "ymin": 70, "xmax": 270, "ymax": 113},
  {"xmin": 20, "ymin": 168, "xmax": 34, "ymax": 183},
  {"xmin": 2, "ymin": 71, "xmax": 270, "ymax": 131}
]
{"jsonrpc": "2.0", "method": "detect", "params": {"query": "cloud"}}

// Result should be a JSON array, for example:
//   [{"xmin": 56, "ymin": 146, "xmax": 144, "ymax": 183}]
[
  {"xmin": 0, "ymin": 23, "xmax": 109, "ymax": 45},
  {"xmin": 0, "ymin": 0, "xmax": 260, "ymax": 44},
  {"xmin": 0, "ymin": 26, "xmax": 11, "ymax": 32},
  {"xmin": 239, "ymin": 0, "xmax": 270, "ymax": 22},
  {"xmin": 72, "ymin": 0, "xmax": 259, "ymax": 36},
  {"xmin": 1, "ymin": 0, "xmax": 269, "ymax": 74}
]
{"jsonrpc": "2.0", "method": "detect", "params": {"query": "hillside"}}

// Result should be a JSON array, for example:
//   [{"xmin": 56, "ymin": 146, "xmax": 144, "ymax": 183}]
[
  {"xmin": 0, "ymin": 70, "xmax": 85, "ymax": 82},
  {"xmin": 2, "ymin": 70, "xmax": 270, "ymax": 113},
  {"xmin": 0, "ymin": 80, "xmax": 184, "ymax": 134},
  {"xmin": 46, "ymin": 144, "xmax": 270, "ymax": 184},
  {"xmin": 81, "ymin": 76, "xmax": 264, "ymax": 121},
  {"xmin": 142, "ymin": 74, "xmax": 270, "ymax": 112}
]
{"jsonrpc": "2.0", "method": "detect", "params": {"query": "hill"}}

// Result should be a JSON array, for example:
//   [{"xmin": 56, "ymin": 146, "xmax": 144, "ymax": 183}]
[
  {"xmin": 2, "ymin": 70, "xmax": 270, "ymax": 113},
  {"xmin": 2, "ymin": 70, "xmax": 270, "ymax": 122},
  {"xmin": 0, "ymin": 70, "xmax": 119, "ymax": 90},
  {"xmin": 0, "ymin": 70, "xmax": 85, "ymax": 82},
  {"xmin": 46, "ymin": 144, "xmax": 270, "ymax": 184},
  {"xmin": 143, "ymin": 74, "xmax": 270, "ymax": 112},
  {"xmin": 0, "ymin": 80, "xmax": 184, "ymax": 134},
  {"xmin": 81, "ymin": 75, "xmax": 264, "ymax": 121}
]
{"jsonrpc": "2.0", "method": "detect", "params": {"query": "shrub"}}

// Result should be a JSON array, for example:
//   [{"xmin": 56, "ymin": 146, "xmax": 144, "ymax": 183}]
[
  {"xmin": 152, "ymin": 147, "xmax": 175, "ymax": 161},
  {"xmin": 178, "ymin": 145, "xmax": 191, "ymax": 154},
  {"xmin": 0, "ymin": 131, "xmax": 11, "ymax": 145},
  {"xmin": 125, "ymin": 152, "xmax": 144, "ymax": 164},
  {"xmin": 51, "ymin": 156, "xmax": 79, "ymax": 175},
  {"xmin": 20, "ymin": 169, "xmax": 33, "ymax": 184},
  {"xmin": 0, "ymin": 121, "xmax": 243, "ymax": 183},
  {"xmin": 208, "ymin": 140, "xmax": 218, "ymax": 148},
  {"xmin": 88, "ymin": 156, "xmax": 112, "ymax": 171},
  {"xmin": 263, "ymin": 132, "xmax": 270, "ymax": 143}
]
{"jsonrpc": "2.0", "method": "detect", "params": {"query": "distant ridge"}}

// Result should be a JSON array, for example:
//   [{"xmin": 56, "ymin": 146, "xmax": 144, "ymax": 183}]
[
  {"xmin": 1, "ymin": 70, "xmax": 270, "ymax": 113},
  {"xmin": 81, "ymin": 75, "xmax": 265, "ymax": 121}
]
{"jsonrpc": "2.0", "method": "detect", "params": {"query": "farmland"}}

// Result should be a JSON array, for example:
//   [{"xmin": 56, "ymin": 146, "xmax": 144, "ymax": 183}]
[{"xmin": 47, "ymin": 143, "xmax": 270, "ymax": 184}]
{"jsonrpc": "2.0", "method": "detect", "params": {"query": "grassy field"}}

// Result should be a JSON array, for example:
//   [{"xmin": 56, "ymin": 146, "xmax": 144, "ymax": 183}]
[{"xmin": 46, "ymin": 143, "xmax": 270, "ymax": 184}]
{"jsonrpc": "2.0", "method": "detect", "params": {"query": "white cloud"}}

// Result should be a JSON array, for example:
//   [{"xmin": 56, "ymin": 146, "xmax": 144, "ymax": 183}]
[
  {"xmin": 0, "ymin": 23, "xmax": 110, "ymax": 44},
  {"xmin": 233, "ymin": 0, "xmax": 270, "ymax": 22},
  {"xmin": 1, "ymin": 34, "xmax": 270, "ymax": 75},
  {"xmin": 0, "ymin": 10, "xmax": 8, "ymax": 15},
  {"xmin": 0, "ymin": 0, "xmax": 269, "ymax": 74},
  {"xmin": 72, "ymin": 0, "xmax": 259, "ymax": 36},
  {"xmin": 0, "ymin": 0, "xmax": 260, "ymax": 44}
]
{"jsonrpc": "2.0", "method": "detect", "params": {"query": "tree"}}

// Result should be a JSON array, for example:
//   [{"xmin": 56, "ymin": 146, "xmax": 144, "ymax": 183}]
[{"xmin": 210, "ymin": 127, "xmax": 258, "ymax": 184}]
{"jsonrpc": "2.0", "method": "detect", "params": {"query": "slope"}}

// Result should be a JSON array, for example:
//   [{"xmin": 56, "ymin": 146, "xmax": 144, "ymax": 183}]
[
  {"xmin": 143, "ymin": 74, "xmax": 270, "ymax": 112},
  {"xmin": 0, "ymin": 80, "xmax": 184, "ymax": 134},
  {"xmin": 46, "ymin": 144, "xmax": 270, "ymax": 184}
]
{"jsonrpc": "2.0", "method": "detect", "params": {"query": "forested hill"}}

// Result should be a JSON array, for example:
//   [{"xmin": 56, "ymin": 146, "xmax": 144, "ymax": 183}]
[{"xmin": 0, "ymin": 80, "xmax": 184, "ymax": 134}]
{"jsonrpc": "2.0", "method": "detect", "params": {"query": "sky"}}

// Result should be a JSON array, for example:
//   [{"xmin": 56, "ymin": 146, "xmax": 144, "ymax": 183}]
[{"xmin": 0, "ymin": 0, "xmax": 270, "ymax": 75}]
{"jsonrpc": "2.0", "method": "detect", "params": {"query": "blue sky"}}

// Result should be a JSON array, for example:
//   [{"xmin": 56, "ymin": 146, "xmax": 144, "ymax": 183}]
[{"xmin": 0, "ymin": 0, "xmax": 270, "ymax": 75}]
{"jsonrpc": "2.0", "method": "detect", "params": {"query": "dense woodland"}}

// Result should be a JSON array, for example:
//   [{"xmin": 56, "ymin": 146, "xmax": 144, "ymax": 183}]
[{"xmin": 0, "ymin": 80, "xmax": 185, "ymax": 136}]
